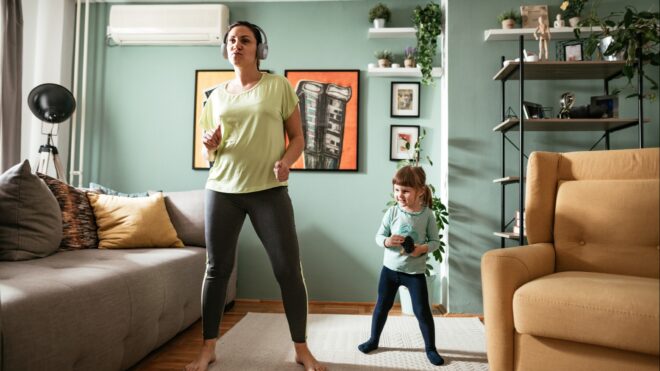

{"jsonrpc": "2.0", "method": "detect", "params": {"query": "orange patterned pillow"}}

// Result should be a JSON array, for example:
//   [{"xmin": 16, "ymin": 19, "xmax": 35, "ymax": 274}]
[{"xmin": 37, "ymin": 173, "xmax": 98, "ymax": 250}]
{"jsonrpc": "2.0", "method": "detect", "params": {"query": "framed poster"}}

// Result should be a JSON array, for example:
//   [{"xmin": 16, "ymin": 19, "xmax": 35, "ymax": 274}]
[
  {"xmin": 520, "ymin": 5, "xmax": 549, "ymax": 28},
  {"xmin": 391, "ymin": 81, "xmax": 420, "ymax": 118},
  {"xmin": 285, "ymin": 69, "xmax": 360, "ymax": 171},
  {"xmin": 390, "ymin": 125, "xmax": 420, "ymax": 161}
]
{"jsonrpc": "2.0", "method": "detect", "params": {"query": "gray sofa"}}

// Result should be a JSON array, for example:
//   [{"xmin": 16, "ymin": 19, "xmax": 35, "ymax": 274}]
[{"xmin": 0, "ymin": 189, "xmax": 237, "ymax": 371}]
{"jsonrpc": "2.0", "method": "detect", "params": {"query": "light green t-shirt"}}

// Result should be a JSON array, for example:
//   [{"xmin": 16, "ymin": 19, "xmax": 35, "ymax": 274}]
[{"xmin": 199, "ymin": 73, "xmax": 299, "ymax": 193}]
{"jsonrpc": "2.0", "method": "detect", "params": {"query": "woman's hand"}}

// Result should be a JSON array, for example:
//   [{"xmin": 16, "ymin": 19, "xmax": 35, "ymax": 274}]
[
  {"xmin": 410, "ymin": 244, "xmax": 429, "ymax": 257},
  {"xmin": 385, "ymin": 234, "xmax": 404, "ymax": 248},
  {"xmin": 202, "ymin": 125, "xmax": 222, "ymax": 151},
  {"xmin": 273, "ymin": 160, "xmax": 290, "ymax": 182}
]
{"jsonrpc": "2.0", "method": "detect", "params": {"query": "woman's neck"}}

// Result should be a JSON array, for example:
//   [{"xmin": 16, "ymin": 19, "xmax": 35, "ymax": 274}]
[{"xmin": 233, "ymin": 67, "xmax": 262, "ymax": 88}]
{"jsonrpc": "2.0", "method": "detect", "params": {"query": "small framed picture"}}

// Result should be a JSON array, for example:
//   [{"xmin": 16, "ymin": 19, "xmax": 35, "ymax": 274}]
[
  {"xmin": 520, "ymin": 5, "xmax": 549, "ymax": 28},
  {"xmin": 390, "ymin": 82, "xmax": 420, "ymax": 118},
  {"xmin": 591, "ymin": 95, "xmax": 619, "ymax": 118},
  {"xmin": 390, "ymin": 125, "xmax": 420, "ymax": 161},
  {"xmin": 522, "ymin": 101, "xmax": 544, "ymax": 119},
  {"xmin": 564, "ymin": 42, "xmax": 583, "ymax": 61}
]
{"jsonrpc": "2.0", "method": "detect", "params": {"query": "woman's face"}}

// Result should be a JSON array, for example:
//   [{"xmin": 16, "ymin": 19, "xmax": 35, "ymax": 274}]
[{"xmin": 226, "ymin": 26, "xmax": 258, "ymax": 68}]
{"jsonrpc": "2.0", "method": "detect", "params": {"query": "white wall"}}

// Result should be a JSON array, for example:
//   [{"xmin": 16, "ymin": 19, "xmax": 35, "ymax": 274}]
[{"xmin": 21, "ymin": 0, "xmax": 75, "ymax": 176}]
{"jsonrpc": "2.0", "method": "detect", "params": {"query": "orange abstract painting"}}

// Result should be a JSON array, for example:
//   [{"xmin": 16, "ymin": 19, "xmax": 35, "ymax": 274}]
[{"xmin": 285, "ymin": 70, "xmax": 360, "ymax": 171}]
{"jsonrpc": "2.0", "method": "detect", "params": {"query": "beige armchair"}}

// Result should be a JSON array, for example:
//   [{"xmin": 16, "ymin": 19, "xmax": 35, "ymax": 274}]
[{"xmin": 481, "ymin": 148, "xmax": 659, "ymax": 371}]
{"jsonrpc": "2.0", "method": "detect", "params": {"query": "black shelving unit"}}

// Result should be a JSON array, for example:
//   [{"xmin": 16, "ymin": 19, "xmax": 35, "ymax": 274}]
[{"xmin": 494, "ymin": 35, "xmax": 645, "ymax": 248}]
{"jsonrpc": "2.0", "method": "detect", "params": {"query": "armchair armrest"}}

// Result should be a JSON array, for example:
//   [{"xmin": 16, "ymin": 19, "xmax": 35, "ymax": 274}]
[{"xmin": 481, "ymin": 243, "xmax": 555, "ymax": 371}]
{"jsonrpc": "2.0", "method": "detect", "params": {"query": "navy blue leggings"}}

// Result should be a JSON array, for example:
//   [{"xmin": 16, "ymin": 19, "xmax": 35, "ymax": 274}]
[{"xmin": 369, "ymin": 266, "xmax": 436, "ymax": 350}]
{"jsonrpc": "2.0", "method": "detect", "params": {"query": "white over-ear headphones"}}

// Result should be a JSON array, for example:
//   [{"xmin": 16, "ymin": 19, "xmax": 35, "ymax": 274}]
[{"xmin": 222, "ymin": 22, "xmax": 269, "ymax": 60}]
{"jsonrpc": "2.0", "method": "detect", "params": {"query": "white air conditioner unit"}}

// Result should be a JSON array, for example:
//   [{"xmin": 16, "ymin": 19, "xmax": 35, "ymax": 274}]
[{"xmin": 107, "ymin": 4, "xmax": 229, "ymax": 46}]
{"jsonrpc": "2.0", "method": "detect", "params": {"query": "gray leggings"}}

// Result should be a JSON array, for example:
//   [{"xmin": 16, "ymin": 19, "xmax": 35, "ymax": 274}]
[{"xmin": 203, "ymin": 186, "xmax": 308, "ymax": 342}]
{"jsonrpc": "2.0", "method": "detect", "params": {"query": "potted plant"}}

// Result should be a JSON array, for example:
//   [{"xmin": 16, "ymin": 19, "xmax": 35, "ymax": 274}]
[
  {"xmin": 412, "ymin": 2, "xmax": 442, "ymax": 86},
  {"xmin": 369, "ymin": 3, "xmax": 391, "ymax": 29},
  {"xmin": 560, "ymin": 0, "xmax": 588, "ymax": 27},
  {"xmin": 577, "ymin": 6, "xmax": 659, "ymax": 99},
  {"xmin": 374, "ymin": 49, "xmax": 393, "ymax": 67},
  {"xmin": 404, "ymin": 46, "xmax": 417, "ymax": 68},
  {"xmin": 497, "ymin": 10, "xmax": 520, "ymax": 29},
  {"xmin": 386, "ymin": 129, "xmax": 449, "ymax": 314}
]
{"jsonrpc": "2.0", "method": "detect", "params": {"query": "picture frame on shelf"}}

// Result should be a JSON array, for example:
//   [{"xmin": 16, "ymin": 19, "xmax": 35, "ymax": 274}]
[
  {"xmin": 557, "ymin": 39, "xmax": 585, "ymax": 61},
  {"xmin": 285, "ymin": 69, "xmax": 360, "ymax": 171},
  {"xmin": 390, "ymin": 125, "xmax": 420, "ymax": 161},
  {"xmin": 520, "ymin": 5, "xmax": 549, "ymax": 28},
  {"xmin": 192, "ymin": 69, "xmax": 270, "ymax": 170},
  {"xmin": 390, "ymin": 81, "xmax": 420, "ymax": 118},
  {"xmin": 590, "ymin": 95, "xmax": 619, "ymax": 118},
  {"xmin": 522, "ymin": 101, "xmax": 544, "ymax": 119}
]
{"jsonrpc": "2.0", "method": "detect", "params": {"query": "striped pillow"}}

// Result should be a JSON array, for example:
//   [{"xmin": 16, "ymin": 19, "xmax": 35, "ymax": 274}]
[{"xmin": 37, "ymin": 173, "xmax": 98, "ymax": 250}]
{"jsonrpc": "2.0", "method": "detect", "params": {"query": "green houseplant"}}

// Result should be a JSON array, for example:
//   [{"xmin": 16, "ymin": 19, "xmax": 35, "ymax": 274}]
[
  {"xmin": 560, "ymin": 0, "xmax": 589, "ymax": 26},
  {"xmin": 386, "ymin": 129, "xmax": 448, "ymax": 275},
  {"xmin": 413, "ymin": 3, "xmax": 442, "ymax": 86},
  {"xmin": 374, "ymin": 49, "xmax": 393, "ymax": 67},
  {"xmin": 577, "ymin": 6, "xmax": 659, "ymax": 99},
  {"xmin": 369, "ymin": 3, "xmax": 391, "ymax": 28},
  {"xmin": 497, "ymin": 10, "xmax": 521, "ymax": 29}
]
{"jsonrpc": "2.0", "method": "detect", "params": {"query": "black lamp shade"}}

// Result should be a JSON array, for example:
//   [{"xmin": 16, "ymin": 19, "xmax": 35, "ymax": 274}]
[{"xmin": 27, "ymin": 83, "xmax": 76, "ymax": 124}]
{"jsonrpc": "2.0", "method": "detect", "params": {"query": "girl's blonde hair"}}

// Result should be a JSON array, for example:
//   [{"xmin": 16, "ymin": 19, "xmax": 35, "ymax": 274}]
[{"xmin": 392, "ymin": 166, "xmax": 432, "ymax": 207}]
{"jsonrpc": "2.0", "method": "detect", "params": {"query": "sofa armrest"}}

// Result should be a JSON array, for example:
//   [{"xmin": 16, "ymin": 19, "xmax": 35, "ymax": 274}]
[{"xmin": 481, "ymin": 243, "xmax": 556, "ymax": 371}]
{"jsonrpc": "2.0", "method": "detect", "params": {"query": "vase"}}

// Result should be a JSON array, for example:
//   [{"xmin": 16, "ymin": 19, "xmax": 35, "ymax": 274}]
[
  {"xmin": 501, "ymin": 19, "xmax": 516, "ymax": 29},
  {"xmin": 568, "ymin": 16, "xmax": 581, "ymax": 27},
  {"xmin": 377, "ymin": 59, "xmax": 391, "ymax": 68},
  {"xmin": 373, "ymin": 18, "xmax": 385, "ymax": 28},
  {"xmin": 404, "ymin": 58, "xmax": 416, "ymax": 68}
]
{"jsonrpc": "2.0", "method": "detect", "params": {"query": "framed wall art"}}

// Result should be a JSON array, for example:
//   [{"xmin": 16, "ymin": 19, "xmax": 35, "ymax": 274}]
[
  {"xmin": 520, "ymin": 5, "xmax": 549, "ymax": 28},
  {"xmin": 285, "ymin": 69, "xmax": 360, "ymax": 171},
  {"xmin": 391, "ymin": 81, "xmax": 420, "ymax": 118},
  {"xmin": 390, "ymin": 125, "xmax": 420, "ymax": 161}
]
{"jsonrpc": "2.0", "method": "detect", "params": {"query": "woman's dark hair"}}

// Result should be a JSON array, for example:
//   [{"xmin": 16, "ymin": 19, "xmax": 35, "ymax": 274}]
[{"xmin": 392, "ymin": 166, "xmax": 432, "ymax": 207}]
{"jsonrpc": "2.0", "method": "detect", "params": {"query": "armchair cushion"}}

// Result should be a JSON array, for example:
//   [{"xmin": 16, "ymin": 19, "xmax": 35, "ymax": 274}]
[{"xmin": 513, "ymin": 271, "xmax": 659, "ymax": 356}]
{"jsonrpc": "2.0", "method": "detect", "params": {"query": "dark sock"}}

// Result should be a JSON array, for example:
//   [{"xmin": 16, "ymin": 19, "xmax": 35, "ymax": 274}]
[
  {"xmin": 358, "ymin": 339, "xmax": 379, "ymax": 354},
  {"xmin": 426, "ymin": 348, "xmax": 444, "ymax": 366}
]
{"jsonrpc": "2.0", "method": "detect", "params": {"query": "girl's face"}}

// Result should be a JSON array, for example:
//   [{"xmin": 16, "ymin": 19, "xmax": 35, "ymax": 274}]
[
  {"xmin": 394, "ymin": 184, "xmax": 423, "ymax": 211},
  {"xmin": 226, "ymin": 26, "xmax": 258, "ymax": 67}
]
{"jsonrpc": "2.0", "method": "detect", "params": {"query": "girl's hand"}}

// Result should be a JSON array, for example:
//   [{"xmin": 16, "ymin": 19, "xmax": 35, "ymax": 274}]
[
  {"xmin": 385, "ymin": 234, "xmax": 404, "ymax": 248},
  {"xmin": 273, "ymin": 160, "xmax": 290, "ymax": 181},
  {"xmin": 410, "ymin": 244, "xmax": 429, "ymax": 257},
  {"xmin": 202, "ymin": 125, "xmax": 222, "ymax": 151}
]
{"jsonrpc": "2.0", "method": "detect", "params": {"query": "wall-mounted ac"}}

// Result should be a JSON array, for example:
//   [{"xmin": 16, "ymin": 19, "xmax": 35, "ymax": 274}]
[{"xmin": 107, "ymin": 4, "xmax": 229, "ymax": 46}]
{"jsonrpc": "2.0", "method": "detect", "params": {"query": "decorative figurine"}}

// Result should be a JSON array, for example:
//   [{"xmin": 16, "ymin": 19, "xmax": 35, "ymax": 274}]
[
  {"xmin": 533, "ymin": 16, "xmax": 551, "ymax": 60},
  {"xmin": 558, "ymin": 92, "xmax": 576, "ymax": 118},
  {"xmin": 553, "ymin": 14, "xmax": 565, "ymax": 28}
]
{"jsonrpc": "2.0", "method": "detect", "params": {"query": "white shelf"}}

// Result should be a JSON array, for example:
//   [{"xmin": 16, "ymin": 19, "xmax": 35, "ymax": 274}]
[
  {"xmin": 484, "ymin": 26, "xmax": 606, "ymax": 41},
  {"xmin": 367, "ymin": 66, "xmax": 442, "ymax": 77},
  {"xmin": 368, "ymin": 27, "xmax": 416, "ymax": 39}
]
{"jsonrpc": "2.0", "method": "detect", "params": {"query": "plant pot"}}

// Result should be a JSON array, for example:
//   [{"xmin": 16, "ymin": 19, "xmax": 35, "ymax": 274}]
[
  {"xmin": 568, "ymin": 16, "xmax": 581, "ymax": 27},
  {"xmin": 404, "ymin": 58, "xmax": 416, "ymax": 68},
  {"xmin": 377, "ymin": 59, "xmax": 391, "ymax": 68},
  {"xmin": 599, "ymin": 36, "xmax": 623, "ymax": 61},
  {"xmin": 501, "ymin": 19, "xmax": 516, "ymax": 29},
  {"xmin": 373, "ymin": 18, "xmax": 385, "ymax": 28}
]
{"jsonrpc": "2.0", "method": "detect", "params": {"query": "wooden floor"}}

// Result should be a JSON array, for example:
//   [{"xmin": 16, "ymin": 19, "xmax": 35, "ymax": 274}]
[{"xmin": 130, "ymin": 299, "xmax": 481, "ymax": 371}]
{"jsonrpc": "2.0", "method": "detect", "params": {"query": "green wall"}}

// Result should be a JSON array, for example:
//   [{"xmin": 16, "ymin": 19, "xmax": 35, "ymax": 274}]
[
  {"xmin": 79, "ymin": 1, "xmax": 445, "ymax": 304},
  {"xmin": 445, "ymin": 0, "xmax": 659, "ymax": 312}
]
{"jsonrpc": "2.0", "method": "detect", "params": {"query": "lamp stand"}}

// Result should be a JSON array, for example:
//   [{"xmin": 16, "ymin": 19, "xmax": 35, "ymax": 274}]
[{"xmin": 36, "ymin": 134, "xmax": 66, "ymax": 181}]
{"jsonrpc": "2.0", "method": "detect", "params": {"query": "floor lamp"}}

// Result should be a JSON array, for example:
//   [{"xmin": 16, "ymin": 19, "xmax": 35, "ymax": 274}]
[{"xmin": 28, "ymin": 83, "xmax": 76, "ymax": 181}]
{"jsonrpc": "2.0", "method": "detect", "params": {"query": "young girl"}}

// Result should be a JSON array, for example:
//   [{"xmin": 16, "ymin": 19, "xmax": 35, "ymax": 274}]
[{"xmin": 358, "ymin": 165, "xmax": 444, "ymax": 366}]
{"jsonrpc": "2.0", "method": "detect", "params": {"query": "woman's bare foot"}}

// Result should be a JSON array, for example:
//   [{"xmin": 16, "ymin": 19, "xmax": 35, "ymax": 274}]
[
  {"xmin": 294, "ymin": 342, "xmax": 327, "ymax": 371},
  {"xmin": 184, "ymin": 338, "xmax": 217, "ymax": 371}
]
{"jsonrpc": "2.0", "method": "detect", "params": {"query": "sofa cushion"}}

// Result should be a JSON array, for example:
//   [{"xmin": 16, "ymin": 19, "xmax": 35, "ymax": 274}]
[
  {"xmin": 87, "ymin": 192, "xmax": 184, "ymax": 249},
  {"xmin": 89, "ymin": 182, "xmax": 148, "ymax": 197},
  {"xmin": 37, "ymin": 172, "xmax": 98, "ymax": 250},
  {"xmin": 554, "ymin": 179, "xmax": 659, "ymax": 278},
  {"xmin": 513, "ymin": 271, "xmax": 660, "ymax": 355},
  {"xmin": 149, "ymin": 190, "xmax": 205, "ymax": 247},
  {"xmin": 0, "ymin": 160, "xmax": 62, "ymax": 260}
]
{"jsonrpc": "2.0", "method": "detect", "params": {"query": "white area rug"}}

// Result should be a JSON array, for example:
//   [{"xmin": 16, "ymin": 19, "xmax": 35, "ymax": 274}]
[{"xmin": 210, "ymin": 312, "xmax": 488, "ymax": 371}]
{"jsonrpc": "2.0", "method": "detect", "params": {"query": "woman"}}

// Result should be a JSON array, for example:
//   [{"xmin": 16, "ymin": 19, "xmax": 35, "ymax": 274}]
[{"xmin": 185, "ymin": 21, "xmax": 326, "ymax": 371}]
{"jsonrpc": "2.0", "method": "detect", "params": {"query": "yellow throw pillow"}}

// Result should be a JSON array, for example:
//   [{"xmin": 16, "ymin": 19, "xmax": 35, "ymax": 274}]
[{"xmin": 87, "ymin": 192, "xmax": 184, "ymax": 249}]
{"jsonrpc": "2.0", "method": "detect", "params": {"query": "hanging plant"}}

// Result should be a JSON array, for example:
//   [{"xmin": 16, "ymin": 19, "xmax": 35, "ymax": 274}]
[{"xmin": 412, "ymin": 3, "xmax": 442, "ymax": 86}]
